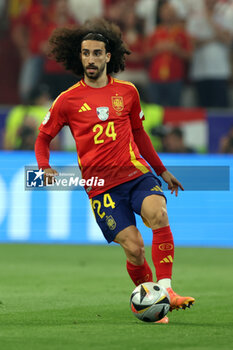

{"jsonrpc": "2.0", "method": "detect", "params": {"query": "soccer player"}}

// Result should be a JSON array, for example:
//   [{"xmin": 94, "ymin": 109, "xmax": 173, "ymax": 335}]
[{"xmin": 35, "ymin": 19, "xmax": 195, "ymax": 324}]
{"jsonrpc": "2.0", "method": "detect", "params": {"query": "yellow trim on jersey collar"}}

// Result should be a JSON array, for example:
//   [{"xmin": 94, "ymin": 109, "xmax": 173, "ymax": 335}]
[{"xmin": 113, "ymin": 78, "xmax": 135, "ymax": 87}]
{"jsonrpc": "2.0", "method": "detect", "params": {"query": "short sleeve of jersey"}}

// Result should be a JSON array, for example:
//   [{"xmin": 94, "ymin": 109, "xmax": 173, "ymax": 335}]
[
  {"xmin": 39, "ymin": 94, "xmax": 67, "ymax": 138},
  {"xmin": 130, "ymin": 85, "xmax": 145, "ymax": 130}
]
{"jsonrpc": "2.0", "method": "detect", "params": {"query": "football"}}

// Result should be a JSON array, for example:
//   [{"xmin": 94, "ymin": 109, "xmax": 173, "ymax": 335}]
[{"xmin": 130, "ymin": 282, "xmax": 170, "ymax": 322}]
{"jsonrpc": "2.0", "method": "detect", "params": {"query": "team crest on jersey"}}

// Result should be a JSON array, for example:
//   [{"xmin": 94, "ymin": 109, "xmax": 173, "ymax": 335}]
[
  {"xmin": 96, "ymin": 107, "xmax": 109, "ymax": 121},
  {"xmin": 111, "ymin": 96, "xmax": 124, "ymax": 112}
]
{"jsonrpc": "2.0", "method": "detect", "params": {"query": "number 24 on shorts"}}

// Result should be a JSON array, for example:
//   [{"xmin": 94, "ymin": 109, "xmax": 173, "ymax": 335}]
[{"xmin": 90, "ymin": 193, "xmax": 115, "ymax": 219}]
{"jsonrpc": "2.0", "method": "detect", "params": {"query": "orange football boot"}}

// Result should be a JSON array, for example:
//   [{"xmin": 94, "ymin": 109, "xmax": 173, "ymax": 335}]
[
  {"xmin": 155, "ymin": 316, "xmax": 169, "ymax": 324},
  {"xmin": 167, "ymin": 288, "xmax": 195, "ymax": 311}
]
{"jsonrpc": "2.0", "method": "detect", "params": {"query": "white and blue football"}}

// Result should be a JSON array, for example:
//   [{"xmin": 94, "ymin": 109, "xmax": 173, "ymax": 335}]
[{"xmin": 130, "ymin": 282, "xmax": 170, "ymax": 322}]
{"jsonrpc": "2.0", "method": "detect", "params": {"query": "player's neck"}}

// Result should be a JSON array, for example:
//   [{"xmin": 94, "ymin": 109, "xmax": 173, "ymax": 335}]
[{"xmin": 84, "ymin": 74, "xmax": 109, "ymax": 88}]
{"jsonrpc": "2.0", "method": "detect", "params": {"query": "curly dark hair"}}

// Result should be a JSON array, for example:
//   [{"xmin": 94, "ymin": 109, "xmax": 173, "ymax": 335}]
[{"xmin": 48, "ymin": 18, "xmax": 131, "ymax": 76}]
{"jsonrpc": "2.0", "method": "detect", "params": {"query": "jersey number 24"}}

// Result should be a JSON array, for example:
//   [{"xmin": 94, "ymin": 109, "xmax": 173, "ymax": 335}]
[{"xmin": 93, "ymin": 122, "xmax": 117, "ymax": 144}]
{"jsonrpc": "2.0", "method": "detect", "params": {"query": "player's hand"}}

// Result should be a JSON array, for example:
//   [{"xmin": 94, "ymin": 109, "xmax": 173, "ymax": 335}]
[
  {"xmin": 161, "ymin": 170, "xmax": 184, "ymax": 197},
  {"xmin": 43, "ymin": 168, "xmax": 58, "ymax": 185}
]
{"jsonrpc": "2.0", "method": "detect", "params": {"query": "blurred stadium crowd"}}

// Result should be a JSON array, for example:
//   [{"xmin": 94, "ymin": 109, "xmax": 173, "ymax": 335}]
[{"xmin": 0, "ymin": 0, "xmax": 233, "ymax": 153}]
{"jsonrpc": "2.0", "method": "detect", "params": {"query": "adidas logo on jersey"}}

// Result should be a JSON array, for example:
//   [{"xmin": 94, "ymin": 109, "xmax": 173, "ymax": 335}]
[
  {"xmin": 79, "ymin": 103, "xmax": 91, "ymax": 112},
  {"xmin": 160, "ymin": 255, "xmax": 173, "ymax": 263}
]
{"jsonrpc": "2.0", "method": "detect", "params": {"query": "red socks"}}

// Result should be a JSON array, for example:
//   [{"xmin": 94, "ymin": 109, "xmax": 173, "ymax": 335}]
[
  {"xmin": 126, "ymin": 226, "xmax": 174, "ymax": 285},
  {"xmin": 126, "ymin": 259, "xmax": 153, "ymax": 286},
  {"xmin": 152, "ymin": 225, "xmax": 174, "ymax": 281}
]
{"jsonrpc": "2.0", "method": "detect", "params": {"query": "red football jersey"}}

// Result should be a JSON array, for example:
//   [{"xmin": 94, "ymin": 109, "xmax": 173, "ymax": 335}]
[
  {"xmin": 39, "ymin": 76, "xmax": 151, "ymax": 198},
  {"xmin": 147, "ymin": 25, "xmax": 192, "ymax": 81}
]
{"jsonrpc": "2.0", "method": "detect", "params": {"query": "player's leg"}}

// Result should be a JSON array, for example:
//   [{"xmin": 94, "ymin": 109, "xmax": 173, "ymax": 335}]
[
  {"xmin": 90, "ymin": 188, "xmax": 153, "ymax": 286},
  {"xmin": 141, "ymin": 194, "xmax": 195, "ymax": 310},
  {"xmin": 141, "ymin": 195, "xmax": 173, "ymax": 285},
  {"xmin": 115, "ymin": 225, "xmax": 169, "ymax": 324},
  {"xmin": 114, "ymin": 225, "xmax": 153, "ymax": 285}
]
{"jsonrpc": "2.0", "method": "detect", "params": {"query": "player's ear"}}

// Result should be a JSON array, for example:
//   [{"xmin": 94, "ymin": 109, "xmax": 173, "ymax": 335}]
[{"xmin": 106, "ymin": 52, "xmax": 111, "ymax": 63}]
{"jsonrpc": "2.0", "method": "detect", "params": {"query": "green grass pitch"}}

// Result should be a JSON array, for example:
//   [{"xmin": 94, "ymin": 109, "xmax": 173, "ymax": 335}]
[{"xmin": 0, "ymin": 244, "xmax": 232, "ymax": 350}]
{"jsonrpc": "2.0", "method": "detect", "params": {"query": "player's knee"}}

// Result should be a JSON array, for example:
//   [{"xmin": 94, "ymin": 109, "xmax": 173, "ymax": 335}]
[
  {"xmin": 145, "ymin": 206, "xmax": 169, "ymax": 229},
  {"xmin": 128, "ymin": 244, "xmax": 145, "ymax": 265},
  {"xmin": 130, "ymin": 243, "xmax": 145, "ymax": 259},
  {"xmin": 125, "ymin": 235, "xmax": 145, "ymax": 265},
  {"xmin": 115, "ymin": 227, "xmax": 145, "ymax": 265}
]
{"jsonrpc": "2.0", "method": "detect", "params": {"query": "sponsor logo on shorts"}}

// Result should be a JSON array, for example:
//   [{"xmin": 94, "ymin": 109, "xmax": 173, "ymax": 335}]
[
  {"xmin": 150, "ymin": 185, "xmax": 163, "ymax": 192},
  {"xmin": 159, "ymin": 243, "xmax": 173, "ymax": 251},
  {"xmin": 106, "ymin": 215, "xmax": 116, "ymax": 230}
]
